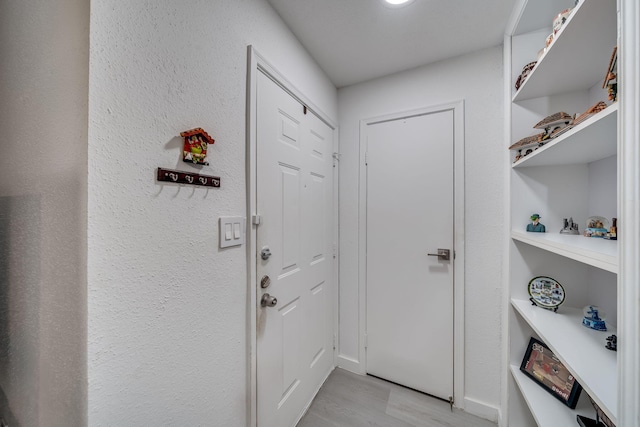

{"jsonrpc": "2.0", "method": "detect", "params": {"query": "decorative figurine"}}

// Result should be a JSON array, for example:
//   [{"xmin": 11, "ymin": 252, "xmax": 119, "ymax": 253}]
[
  {"xmin": 526, "ymin": 214, "xmax": 546, "ymax": 232},
  {"xmin": 181, "ymin": 127, "xmax": 214, "ymax": 166},
  {"xmin": 582, "ymin": 305, "xmax": 607, "ymax": 331},
  {"xmin": 605, "ymin": 334, "xmax": 617, "ymax": 351},
  {"xmin": 560, "ymin": 217, "xmax": 579, "ymax": 235},
  {"xmin": 604, "ymin": 217, "xmax": 617, "ymax": 240}
]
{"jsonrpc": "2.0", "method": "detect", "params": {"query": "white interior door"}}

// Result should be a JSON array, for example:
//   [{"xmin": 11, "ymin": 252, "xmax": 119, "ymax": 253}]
[
  {"xmin": 365, "ymin": 109, "xmax": 454, "ymax": 401},
  {"xmin": 256, "ymin": 71, "xmax": 334, "ymax": 427}
]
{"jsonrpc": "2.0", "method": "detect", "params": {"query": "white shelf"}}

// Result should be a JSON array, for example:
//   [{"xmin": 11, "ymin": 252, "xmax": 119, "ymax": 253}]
[
  {"xmin": 511, "ymin": 230, "xmax": 618, "ymax": 273},
  {"xmin": 510, "ymin": 365, "xmax": 593, "ymax": 427},
  {"xmin": 513, "ymin": 0, "xmax": 617, "ymax": 102},
  {"xmin": 511, "ymin": 299, "xmax": 617, "ymax": 424},
  {"xmin": 513, "ymin": 104, "xmax": 618, "ymax": 168}
]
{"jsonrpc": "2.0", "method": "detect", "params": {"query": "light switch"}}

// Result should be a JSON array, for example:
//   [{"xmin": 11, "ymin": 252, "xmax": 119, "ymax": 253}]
[{"xmin": 219, "ymin": 216, "xmax": 246, "ymax": 248}]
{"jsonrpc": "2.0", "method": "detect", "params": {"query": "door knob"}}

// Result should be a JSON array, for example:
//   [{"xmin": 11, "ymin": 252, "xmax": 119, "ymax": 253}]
[
  {"xmin": 261, "ymin": 293, "xmax": 278, "ymax": 307},
  {"xmin": 261, "ymin": 246, "xmax": 272, "ymax": 260},
  {"xmin": 427, "ymin": 248, "xmax": 451, "ymax": 261}
]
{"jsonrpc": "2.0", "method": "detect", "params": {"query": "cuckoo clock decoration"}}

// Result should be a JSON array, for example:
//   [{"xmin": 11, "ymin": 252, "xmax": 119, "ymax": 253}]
[{"xmin": 181, "ymin": 128, "xmax": 214, "ymax": 165}]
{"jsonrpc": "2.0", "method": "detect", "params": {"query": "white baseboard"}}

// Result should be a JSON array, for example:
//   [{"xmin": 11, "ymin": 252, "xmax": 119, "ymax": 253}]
[
  {"xmin": 497, "ymin": 407, "xmax": 504, "ymax": 427},
  {"xmin": 336, "ymin": 354, "xmax": 362, "ymax": 374},
  {"xmin": 463, "ymin": 397, "xmax": 500, "ymax": 424}
]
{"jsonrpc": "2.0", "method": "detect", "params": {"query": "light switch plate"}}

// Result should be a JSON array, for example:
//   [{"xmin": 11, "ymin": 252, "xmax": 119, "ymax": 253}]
[{"xmin": 219, "ymin": 216, "xmax": 245, "ymax": 248}]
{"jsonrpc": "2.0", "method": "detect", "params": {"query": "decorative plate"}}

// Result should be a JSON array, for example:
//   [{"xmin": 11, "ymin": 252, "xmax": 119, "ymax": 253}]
[
  {"xmin": 528, "ymin": 276, "xmax": 565, "ymax": 310},
  {"xmin": 586, "ymin": 216, "xmax": 609, "ymax": 230}
]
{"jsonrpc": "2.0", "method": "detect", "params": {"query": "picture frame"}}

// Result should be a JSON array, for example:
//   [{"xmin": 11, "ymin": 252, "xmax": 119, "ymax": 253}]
[{"xmin": 520, "ymin": 337, "xmax": 582, "ymax": 408}]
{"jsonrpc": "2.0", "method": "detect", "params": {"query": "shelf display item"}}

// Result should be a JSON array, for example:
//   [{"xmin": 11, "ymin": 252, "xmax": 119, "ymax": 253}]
[
  {"xmin": 572, "ymin": 101, "xmax": 608, "ymax": 127},
  {"xmin": 587, "ymin": 394, "xmax": 616, "ymax": 427},
  {"xmin": 605, "ymin": 334, "xmax": 617, "ymax": 351},
  {"xmin": 582, "ymin": 305, "xmax": 607, "ymax": 331},
  {"xmin": 604, "ymin": 217, "xmax": 617, "ymax": 240},
  {"xmin": 576, "ymin": 415, "xmax": 607, "ymax": 427},
  {"xmin": 520, "ymin": 337, "xmax": 582, "ymax": 408},
  {"xmin": 602, "ymin": 46, "xmax": 617, "ymax": 102},
  {"xmin": 528, "ymin": 276, "xmax": 565, "ymax": 312},
  {"xmin": 508, "ymin": 133, "xmax": 548, "ymax": 162},
  {"xmin": 526, "ymin": 213, "xmax": 546, "ymax": 233},
  {"xmin": 181, "ymin": 127, "xmax": 214, "ymax": 165},
  {"xmin": 553, "ymin": 8, "xmax": 574, "ymax": 35},
  {"xmin": 584, "ymin": 216, "xmax": 609, "ymax": 238},
  {"xmin": 515, "ymin": 61, "xmax": 537, "ymax": 90},
  {"xmin": 560, "ymin": 217, "xmax": 579, "ymax": 235},
  {"xmin": 534, "ymin": 111, "xmax": 574, "ymax": 139}
]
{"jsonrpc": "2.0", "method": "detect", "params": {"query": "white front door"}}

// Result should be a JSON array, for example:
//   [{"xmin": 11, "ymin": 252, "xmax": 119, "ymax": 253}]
[
  {"xmin": 365, "ymin": 109, "xmax": 455, "ymax": 401},
  {"xmin": 256, "ymin": 71, "xmax": 334, "ymax": 427}
]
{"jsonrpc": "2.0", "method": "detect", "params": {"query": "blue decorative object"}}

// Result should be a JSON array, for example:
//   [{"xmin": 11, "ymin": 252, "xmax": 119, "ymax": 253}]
[
  {"xmin": 526, "ymin": 213, "xmax": 546, "ymax": 232},
  {"xmin": 582, "ymin": 306, "xmax": 607, "ymax": 331}
]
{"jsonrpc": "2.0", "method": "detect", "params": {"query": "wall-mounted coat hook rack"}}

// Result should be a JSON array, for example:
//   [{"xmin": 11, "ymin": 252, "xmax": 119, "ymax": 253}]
[{"xmin": 156, "ymin": 167, "xmax": 220, "ymax": 187}]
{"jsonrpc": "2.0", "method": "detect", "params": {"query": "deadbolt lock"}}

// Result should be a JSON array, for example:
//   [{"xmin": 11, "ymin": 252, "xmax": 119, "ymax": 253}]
[
  {"xmin": 261, "ymin": 247, "xmax": 272, "ymax": 260},
  {"xmin": 260, "ymin": 275, "xmax": 271, "ymax": 289}
]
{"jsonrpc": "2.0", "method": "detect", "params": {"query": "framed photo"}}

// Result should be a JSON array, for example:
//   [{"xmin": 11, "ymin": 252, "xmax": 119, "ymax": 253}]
[{"xmin": 520, "ymin": 337, "xmax": 582, "ymax": 408}]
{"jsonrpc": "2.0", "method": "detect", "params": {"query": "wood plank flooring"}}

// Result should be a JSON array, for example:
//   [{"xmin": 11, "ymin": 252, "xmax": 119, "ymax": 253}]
[{"xmin": 297, "ymin": 368, "xmax": 497, "ymax": 427}]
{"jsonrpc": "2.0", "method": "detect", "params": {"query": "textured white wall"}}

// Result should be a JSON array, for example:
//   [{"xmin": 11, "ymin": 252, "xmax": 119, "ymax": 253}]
[
  {"xmin": 0, "ymin": 0, "xmax": 89, "ymax": 425},
  {"xmin": 87, "ymin": 0, "xmax": 336, "ymax": 425},
  {"xmin": 337, "ymin": 47, "xmax": 504, "ymax": 412}
]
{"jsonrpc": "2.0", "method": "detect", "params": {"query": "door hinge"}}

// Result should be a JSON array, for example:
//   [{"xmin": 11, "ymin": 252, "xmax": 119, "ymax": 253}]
[
  {"xmin": 333, "ymin": 334, "xmax": 336, "ymax": 350},
  {"xmin": 252, "ymin": 214, "xmax": 262, "ymax": 226},
  {"xmin": 364, "ymin": 333, "xmax": 368, "ymax": 349},
  {"xmin": 365, "ymin": 151, "xmax": 368, "ymax": 166},
  {"xmin": 332, "ymin": 152, "xmax": 340, "ymax": 168},
  {"xmin": 448, "ymin": 396, "xmax": 454, "ymax": 412},
  {"xmin": 333, "ymin": 243, "xmax": 337, "ymax": 259}
]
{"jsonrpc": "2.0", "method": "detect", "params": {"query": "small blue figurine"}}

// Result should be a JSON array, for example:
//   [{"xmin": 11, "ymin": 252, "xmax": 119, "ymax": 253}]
[
  {"xmin": 526, "ymin": 214, "xmax": 546, "ymax": 232},
  {"xmin": 582, "ymin": 305, "xmax": 607, "ymax": 331}
]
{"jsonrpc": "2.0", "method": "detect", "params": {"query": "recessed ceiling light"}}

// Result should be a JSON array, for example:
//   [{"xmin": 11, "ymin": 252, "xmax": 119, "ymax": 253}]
[{"xmin": 382, "ymin": 0, "xmax": 415, "ymax": 8}]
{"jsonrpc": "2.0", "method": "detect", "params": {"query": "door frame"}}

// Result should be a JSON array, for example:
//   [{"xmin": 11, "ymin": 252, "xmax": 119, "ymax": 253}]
[
  {"xmin": 358, "ymin": 102, "xmax": 465, "ymax": 407},
  {"xmin": 246, "ymin": 46, "xmax": 339, "ymax": 427}
]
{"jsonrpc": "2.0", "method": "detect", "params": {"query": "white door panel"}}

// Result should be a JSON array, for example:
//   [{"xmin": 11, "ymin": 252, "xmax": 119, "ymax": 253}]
[
  {"xmin": 256, "ymin": 71, "xmax": 334, "ymax": 427},
  {"xmin": 366, "ymin": 110, "xmax": 454, "ymax": 400}
]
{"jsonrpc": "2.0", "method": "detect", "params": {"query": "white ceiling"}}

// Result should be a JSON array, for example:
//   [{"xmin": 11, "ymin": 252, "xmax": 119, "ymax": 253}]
[{"xmin": 267, "ymin": 0, "xmax": 518, "ymax": 88}]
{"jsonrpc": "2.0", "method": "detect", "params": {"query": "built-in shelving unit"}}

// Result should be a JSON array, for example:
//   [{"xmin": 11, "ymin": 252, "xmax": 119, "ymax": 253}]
[{"xmin": 505, "ymin": 0, "xmax": 619, "ymax": 425}]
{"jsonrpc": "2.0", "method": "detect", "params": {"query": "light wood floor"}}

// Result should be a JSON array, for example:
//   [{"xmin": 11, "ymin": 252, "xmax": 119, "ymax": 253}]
[{"xmin": 297, "ymin": 368, "xmax": 497, "ymax": 427}]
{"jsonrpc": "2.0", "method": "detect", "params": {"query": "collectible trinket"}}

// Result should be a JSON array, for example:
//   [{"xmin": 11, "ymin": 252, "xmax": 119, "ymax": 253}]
[
  {"xmin": 515, "ymin": 61, "xmax": 537, "ymax": 90},
  {"xmin": 605, "ymin": 334, "xmax": 617, "ymax": 351},
  {"xmin": 602, "ymin": 46, "xmax": 617, "ymax": 102},
  {"xmin": 181, "ymin": 128, "xmax": 214, "ymax": 165},
  {"xmin": 553, "ymin": 8, "xmax": 573, "ymax": 34},
  {"xmin": 528, "ymin": 276, "xmax": 565, "ymax": 312},
  {"xmin": 582, "ymin": 305, "xmax": 606, "ymax": 331},
  {"xmin": 534, "ymin": 111, "xmax": 573, "ymax": 139},
  {"xmin": 604, "ymin": 218, "xmax": 617, "ymax": 240},
  {"xmin": 560, "ymin": 217, "xmax": 579, "ymax": 235},
  {"xmin": 526, "ymin": 214, "xmax": 545, "ymax": 233},
  {"xmin": 584, "ymin": 216, "xmax": 609, "ymax": 238}
]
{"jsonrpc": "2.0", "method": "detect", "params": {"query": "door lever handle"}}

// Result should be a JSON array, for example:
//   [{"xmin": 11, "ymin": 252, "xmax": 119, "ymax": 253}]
[{"xmin": 427, "ymin": 249, "xmax": 451, "ymax": 261}]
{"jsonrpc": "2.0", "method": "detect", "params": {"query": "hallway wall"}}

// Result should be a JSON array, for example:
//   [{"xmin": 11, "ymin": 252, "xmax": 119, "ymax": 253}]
[
  {"xmin": 87, "ymin": 0, "xmax": 336, "ymax": 425},
  {"xmin": 337, "ymin": 46, "xmax": 505, "ymax": 419},
  {"xmin": 0, "ymin": 0, "xmax": 89, "ymax": 425}
]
